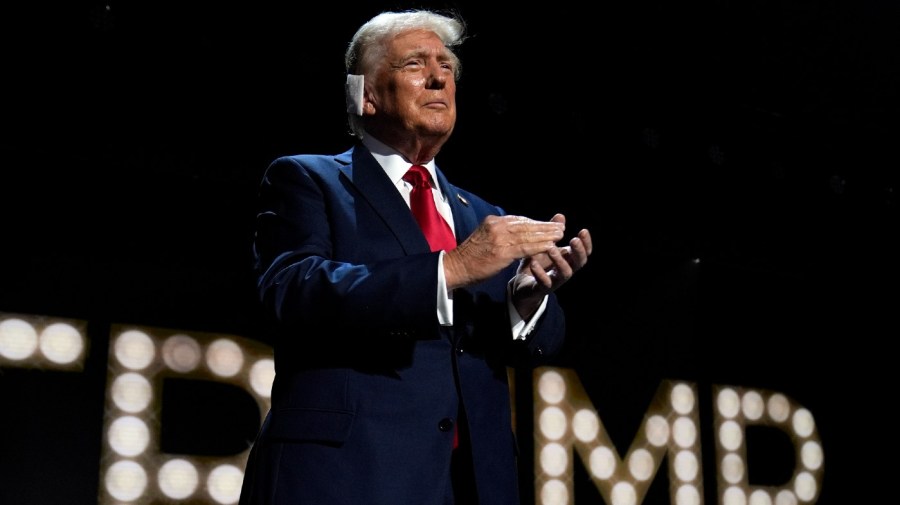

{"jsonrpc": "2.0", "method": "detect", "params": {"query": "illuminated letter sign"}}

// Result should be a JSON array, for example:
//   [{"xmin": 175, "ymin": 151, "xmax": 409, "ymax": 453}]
[
  {"xmin": 533, "ymin": 368, "xmax": 705, "ymax": 504},
  {"xmin": 533, "ymin": 368, "xmax": 825, "ymax": 504},
  {"xmin": 98, "ymin": 324, "xmax": 273, "ymax": 505},
  {"xmin": 1, "ymin": 313, "xmax": 825, "ymax": 504},
  {"xmin": 711, "ymin": 385, "xmax": 824, "ymax": 504}
]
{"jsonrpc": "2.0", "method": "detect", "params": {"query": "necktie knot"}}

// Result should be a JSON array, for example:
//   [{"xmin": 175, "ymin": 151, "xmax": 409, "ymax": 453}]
[
  {"xmin": 403, "ymin": 164, "xmax": 431, "ymax": 190},
  {"xmin": 403, "ymin": 164, "xmax": 456, "ymax": 252}
]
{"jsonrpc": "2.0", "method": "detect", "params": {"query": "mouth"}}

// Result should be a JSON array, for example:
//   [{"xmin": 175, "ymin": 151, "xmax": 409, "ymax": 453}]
[{"xmin": 423, "ymin": 100, "xmax": 448, "ymax": 109}]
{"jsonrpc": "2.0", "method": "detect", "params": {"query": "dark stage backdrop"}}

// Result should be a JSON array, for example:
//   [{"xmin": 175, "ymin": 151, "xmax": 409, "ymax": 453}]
[{"xmin": 1, "ymin": 1, "xmax": 897, "ymax": 504}]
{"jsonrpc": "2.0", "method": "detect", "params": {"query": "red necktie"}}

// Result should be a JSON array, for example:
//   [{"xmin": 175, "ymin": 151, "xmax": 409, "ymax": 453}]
[
  {"xmin": 403, "ymin": 165, "xmax": 456, "ymax": 252},
  {"xmin": 404, "ymin": 165, "xmax": 459, "ymax": 450}
]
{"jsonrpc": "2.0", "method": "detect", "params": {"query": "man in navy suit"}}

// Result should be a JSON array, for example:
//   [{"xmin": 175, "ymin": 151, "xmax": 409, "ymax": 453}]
[{"xmin": 239, "ymin": 9, "xmax": 592, "ymax": 505}]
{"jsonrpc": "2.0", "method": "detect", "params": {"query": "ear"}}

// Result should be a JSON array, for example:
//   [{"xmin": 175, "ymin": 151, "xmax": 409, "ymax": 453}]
[{"xmin": 362, "ymin": 88, "xmax": 377, "ymax": 116}]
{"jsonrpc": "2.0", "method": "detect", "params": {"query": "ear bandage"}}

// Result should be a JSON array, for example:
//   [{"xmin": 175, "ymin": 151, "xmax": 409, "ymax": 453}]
[{"xmin": 346, "ymin": 74, "xmax": 364, "ymax": 116}]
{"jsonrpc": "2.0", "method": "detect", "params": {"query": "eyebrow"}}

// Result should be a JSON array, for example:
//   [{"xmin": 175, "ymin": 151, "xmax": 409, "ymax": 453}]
[{"xmin": 400, "ymin": 47, "xmax": 454, "ymax": 62}]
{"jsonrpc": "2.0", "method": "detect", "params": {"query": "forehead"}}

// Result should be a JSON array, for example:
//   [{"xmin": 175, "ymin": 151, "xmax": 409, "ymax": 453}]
[{"xmin": 383, "ymin": 29, "xmax": 451, "ymax": 58}]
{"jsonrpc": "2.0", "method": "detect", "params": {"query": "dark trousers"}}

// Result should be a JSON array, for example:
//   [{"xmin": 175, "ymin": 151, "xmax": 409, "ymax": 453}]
[{"xmin": 450, "ymin": 413, "xmax": 479, "ymax": 504}]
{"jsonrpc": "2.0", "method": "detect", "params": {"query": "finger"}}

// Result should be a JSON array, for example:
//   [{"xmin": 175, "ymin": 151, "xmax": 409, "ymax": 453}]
[
  {"xmin": 528, "ymin": 257, "xmax": 554, "ymax": 289},
  {"xmin": 517, "ymin": 241, "xmax": 559, "ymax": 258},
  {"xmin": 528, "ymin": 251, "xmax": 554, "ymax": 270},
  {"xmin": 576, "ymin": 229, "xmax": 593, "ymax": 256},
  {"xmin": 517, "ymin": 226, "xmax": 565, "ymax": 244},
  {"xmin": 547, "ymin": 246, "xmax": 574, "ymax": 281},
  {"xmin": 566, "ymin": 238, "xmax": 589, "ymax": 270},
  {"xmin": 528, "ymin": 228, "xmax": 565, "ymax": 243},
  {"xmin": 505, "ymin": 216, "xmax": 565, "ymax": 235},
  {"xmin": 503, "ymin": 229, "xmax": 564, "ymax": 249}
]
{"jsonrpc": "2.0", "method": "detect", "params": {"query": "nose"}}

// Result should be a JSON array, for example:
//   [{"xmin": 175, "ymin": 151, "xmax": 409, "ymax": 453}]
[{"xmin": 425, "ymin": 61, "xmax": 448, "ymax": 89}]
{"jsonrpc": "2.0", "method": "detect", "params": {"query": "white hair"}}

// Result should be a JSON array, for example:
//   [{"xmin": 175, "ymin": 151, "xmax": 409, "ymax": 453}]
[{"xmin": 344, "ymin": 10, "xmax": 466, "ymax": 139}]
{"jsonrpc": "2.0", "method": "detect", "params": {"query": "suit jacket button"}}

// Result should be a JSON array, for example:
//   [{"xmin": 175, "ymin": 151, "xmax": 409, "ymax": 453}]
[
  {"xmin": 535, "ymin": 346, "xmax": 544, "ymax": 356},
  {"xmin": 438, "ymin": 418, "xmax": 454, "ymax": 432},
  {"xmin": 456, "ymin": 347, "xmax": 464, "ymax": 355}
]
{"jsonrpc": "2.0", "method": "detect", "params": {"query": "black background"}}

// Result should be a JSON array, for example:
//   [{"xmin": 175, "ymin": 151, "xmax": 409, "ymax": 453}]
[{"xmin": 1, "ymin": 1, "xmax": 897, "ymax": 503}]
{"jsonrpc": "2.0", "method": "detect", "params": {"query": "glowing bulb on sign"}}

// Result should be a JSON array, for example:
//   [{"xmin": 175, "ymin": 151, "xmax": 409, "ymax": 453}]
[
  {"xmin": 39, "ymin": 322, "xmax": 84, "ymax": 364},
  {"xmin": 0, "ymin": 318, "xmax": 38, "ymax": 360},
  {"xmin": 158, "ymin": 458, "xmax": 199, "ymax": 500},
  {"xmin": 111, "ymin": 373, "xmax": 152, "ymax": 413}
]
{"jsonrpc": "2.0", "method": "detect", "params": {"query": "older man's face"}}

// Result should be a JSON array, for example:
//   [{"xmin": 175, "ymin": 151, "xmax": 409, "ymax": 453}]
[{"xmin": 365, "ymin": 29, "xmax": 457, "ymax": 143}]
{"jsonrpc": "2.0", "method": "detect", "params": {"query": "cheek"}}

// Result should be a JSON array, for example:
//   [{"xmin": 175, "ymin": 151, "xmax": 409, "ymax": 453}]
[
  {"xmin": 407, "ymin": 76, "xmax": 427, "ymax": 89},
  {"xmin": 445, "ymin": 81, "xmax": 457, "ymax": 101}
]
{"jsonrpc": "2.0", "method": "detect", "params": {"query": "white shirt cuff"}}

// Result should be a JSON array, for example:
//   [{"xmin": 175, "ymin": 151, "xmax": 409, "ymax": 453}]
[
  {"xmin": 507, "ymin": 283, "xmax": 548, "ymax": 340},
  {"xmin": 436, "ymin": 251, "xmax": 453, "ymax": 326}
]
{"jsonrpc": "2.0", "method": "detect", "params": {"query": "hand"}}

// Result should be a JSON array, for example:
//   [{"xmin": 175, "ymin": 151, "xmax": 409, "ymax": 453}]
[
  {"xmin": 443, "ymin": 215, "xmax": 565, "ymax": 290},
  {"xmin": 510, "ymin": 214, "xmax": 592, "ymax": 319}
]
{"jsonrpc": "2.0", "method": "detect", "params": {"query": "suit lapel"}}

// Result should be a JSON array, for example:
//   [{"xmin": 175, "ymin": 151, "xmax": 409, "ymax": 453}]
[
  {"xmin": 434, "ymin": 168, "xmax": 477, "ymax": 243},
  {"xmin": 337, "ymin": 146, "xmax": 431, "ymax": 254}
]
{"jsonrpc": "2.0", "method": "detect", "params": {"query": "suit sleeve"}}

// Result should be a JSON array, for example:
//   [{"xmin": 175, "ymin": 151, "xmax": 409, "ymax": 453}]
[{"xmin": 253, "ymin": 156, "xmax": 443, "ymax": 346}]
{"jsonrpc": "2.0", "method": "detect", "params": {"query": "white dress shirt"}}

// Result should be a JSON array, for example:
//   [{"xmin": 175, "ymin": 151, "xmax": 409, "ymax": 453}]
[{"xmin": 361, "ymin": 134, "xmax": 546, "ymax": 340}]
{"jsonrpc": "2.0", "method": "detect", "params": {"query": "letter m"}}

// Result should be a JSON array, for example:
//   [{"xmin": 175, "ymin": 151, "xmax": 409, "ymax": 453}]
[{"xmin": 532, "ymin": 367, "xmax": 705, "ymax": 505}]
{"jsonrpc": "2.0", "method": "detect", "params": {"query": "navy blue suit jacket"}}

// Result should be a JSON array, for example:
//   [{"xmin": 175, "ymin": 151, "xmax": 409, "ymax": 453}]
[{"xmin": 240, "ymin": 144, "xmax": 566, "ymax": 504}]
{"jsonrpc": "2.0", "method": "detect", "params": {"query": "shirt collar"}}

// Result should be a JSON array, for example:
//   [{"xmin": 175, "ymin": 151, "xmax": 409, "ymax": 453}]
[{"xmin": 361, "ymin": 134, "xmax": 439, "ymax": 189}]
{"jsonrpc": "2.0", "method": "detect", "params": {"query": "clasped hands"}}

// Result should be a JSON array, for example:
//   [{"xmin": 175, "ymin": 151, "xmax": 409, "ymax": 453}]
[{"xmin": 443, "ymin": 213, "xmax": 592, "ymax": 319}]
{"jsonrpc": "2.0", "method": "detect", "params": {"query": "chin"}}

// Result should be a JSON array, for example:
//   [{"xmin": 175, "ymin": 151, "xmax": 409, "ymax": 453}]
[
  {"xmin": 420, "ymin": 130, "xmax": 453, "ymax": 143},
  {"xmin": 420, "ymin": 121, "xmax": 455, "ymax": 138}
]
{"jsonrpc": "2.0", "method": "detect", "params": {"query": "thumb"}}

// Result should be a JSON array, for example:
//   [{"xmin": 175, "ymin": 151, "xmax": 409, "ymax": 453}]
[{"xmin": 550, "ymin": 213, "xmax": 566, "ymax": 226}]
